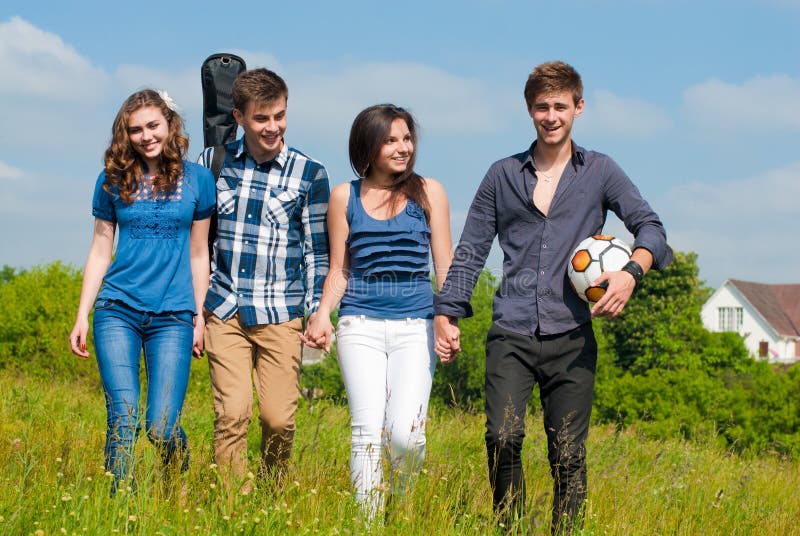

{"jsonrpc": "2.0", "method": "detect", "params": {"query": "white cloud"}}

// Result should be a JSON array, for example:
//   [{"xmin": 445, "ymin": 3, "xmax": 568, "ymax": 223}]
[
  {"xmin": 115, "ymin": 65, "xmax": 202, "ymax": 113},
  {"xmin": 287, "ymin": 61, "xmax": 502, "ymax": 139},
  {"xmin": 0, "ymin": 16, "xmax": 109, "ymax": 99},
  {"xmin": 683, "ymin": 75, "xmax": 800, "ymax": 131},
  {"xmin": 578, "ymin": 89, "xmax": 672, "ymax": 138},
  {"xmin": 0, "ymin": 160, "xmax": 23, "ymax": 180},
  {"xmin": 659, "ymin": 161, "xmax": 800, "ymax": 285}
]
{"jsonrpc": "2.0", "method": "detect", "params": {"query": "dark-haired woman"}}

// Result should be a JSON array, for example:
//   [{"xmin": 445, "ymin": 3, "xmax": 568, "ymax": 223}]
[
  {"xmin": 302, "ymin": 104, "xmax": 453, "ymax": 518},
  {"xmin": 69, "ymin": 90, "xmax": 215, "ymax": 495}
]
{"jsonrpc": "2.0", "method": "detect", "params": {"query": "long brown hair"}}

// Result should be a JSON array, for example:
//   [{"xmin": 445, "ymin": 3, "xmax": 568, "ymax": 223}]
[
  {"xmin": 348, "ymin": 104, "xmax": 430, "ymax": 219},
  {"xmin": 103, "ymin": 89, "xmax": 188, "ymax": 203}
]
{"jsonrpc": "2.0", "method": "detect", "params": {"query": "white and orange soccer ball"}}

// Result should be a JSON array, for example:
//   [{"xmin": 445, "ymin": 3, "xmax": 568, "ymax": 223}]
[{"xmin": 568, "ymin": 235, "xmax": 632, "ymax": 303}]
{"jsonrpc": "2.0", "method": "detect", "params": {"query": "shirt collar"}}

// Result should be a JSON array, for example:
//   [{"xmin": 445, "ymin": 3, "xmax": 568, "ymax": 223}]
[
  {"xmin": 521, "ymin": 140, "xmax": 586, "ymax": 172},
  {"xmin": 233, "ymin": 137, "xmax": 289, "ymax": 169}
]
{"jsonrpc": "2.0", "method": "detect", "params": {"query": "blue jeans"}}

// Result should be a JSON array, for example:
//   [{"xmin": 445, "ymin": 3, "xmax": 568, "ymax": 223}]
[{"xmin": 93, "ymin": 298, "xmax": 193, "ymax": 494}]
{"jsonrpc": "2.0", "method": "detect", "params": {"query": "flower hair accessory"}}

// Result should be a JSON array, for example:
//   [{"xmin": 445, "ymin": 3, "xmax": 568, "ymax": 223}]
[{"xmin": 157, "ymin": 90, "xmax": 178, "ymax": 112}]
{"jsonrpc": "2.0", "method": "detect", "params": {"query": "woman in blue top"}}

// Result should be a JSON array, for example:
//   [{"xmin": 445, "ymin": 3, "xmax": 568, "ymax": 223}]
[
  {"xmin": 302, "ymin": 104, "xmax": 453, "ymax": 518},
  {"xmin": 68, "ymin": 89, "xmax": 215, "ymax": 495}
]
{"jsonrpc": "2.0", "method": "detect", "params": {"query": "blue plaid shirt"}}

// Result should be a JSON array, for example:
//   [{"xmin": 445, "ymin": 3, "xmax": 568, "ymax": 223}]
[{"xmin": 199, "ymin": 138, "xmax": 330, "ymax": 326}]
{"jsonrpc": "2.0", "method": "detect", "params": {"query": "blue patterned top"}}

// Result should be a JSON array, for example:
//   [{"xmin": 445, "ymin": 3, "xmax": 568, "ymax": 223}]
[
  {"xmin": 339, "ymin": 180, "xmax": 434, "ymax": 319},
  {"xmin": 92, "ymin": 161, "xmax": 216, "ymax": 314}
]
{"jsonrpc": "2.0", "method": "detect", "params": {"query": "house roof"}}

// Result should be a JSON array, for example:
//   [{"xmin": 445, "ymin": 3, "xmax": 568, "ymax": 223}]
[{"xmin": 728, "ymin": 279, "xmax": 800, "ymax": 338}]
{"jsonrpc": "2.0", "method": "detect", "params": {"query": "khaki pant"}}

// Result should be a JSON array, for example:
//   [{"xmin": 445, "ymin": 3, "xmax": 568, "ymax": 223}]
[{"xmin": 204, "ymin": 311, "xmax": 303, "ymax": 478}]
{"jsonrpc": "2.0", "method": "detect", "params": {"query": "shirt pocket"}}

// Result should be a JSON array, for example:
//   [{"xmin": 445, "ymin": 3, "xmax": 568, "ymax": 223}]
[
  {"xmin": 216, "ymin": 176, "xmax": 238, "ymax": 217},
  {"xmin": 264, "ymin": 187, "xmax": 301, "ymax": 226}
]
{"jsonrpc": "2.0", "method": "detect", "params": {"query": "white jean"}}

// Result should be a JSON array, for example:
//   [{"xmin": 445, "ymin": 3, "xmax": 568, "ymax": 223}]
[{"xmin": 335, "ymin": 315, "xmax": 437, "ymax": 518}]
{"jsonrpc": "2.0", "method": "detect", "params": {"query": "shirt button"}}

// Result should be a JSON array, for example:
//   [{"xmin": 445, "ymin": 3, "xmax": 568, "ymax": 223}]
[
  {"xmin": 540, "ymin": 271, "xmax": 545, "ymax": 275},
  {"xmin": 240, "ymin": 268, "xmax": 245, "ymax": 273},
  {"xmin": 247, "ymin": 214, "xmax": 252, "ymax": 219},
  {"xmin": 542, "ymin": 244, "xmax": 547, "ymax": 249}
]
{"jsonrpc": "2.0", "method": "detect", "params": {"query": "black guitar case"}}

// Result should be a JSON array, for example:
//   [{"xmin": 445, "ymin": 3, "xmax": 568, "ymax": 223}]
[
  {"xmin": 201, "ymin": 53, "xmax": 246, "ymax": 263},
  {"xmin": 201, "ymin": 53, "xmax": 247, "ymax": 147}
]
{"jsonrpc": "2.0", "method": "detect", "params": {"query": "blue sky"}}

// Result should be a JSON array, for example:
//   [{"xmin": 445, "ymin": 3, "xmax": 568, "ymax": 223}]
[{"xmin": 1, "ymin": 0, "xmax": 798, "ymax": 287}]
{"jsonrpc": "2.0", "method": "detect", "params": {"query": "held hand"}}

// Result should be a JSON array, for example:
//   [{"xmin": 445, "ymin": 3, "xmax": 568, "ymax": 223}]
[
  {"xmin": 591, "ymin": 270, "xmax": 636, "ymax": 318},
  {"xmin": 299, "ymin": 312, "xmax": 334, "ymax": 353},
  {"xmin": 192, "ymin": 315, "xmax": 205, "ymax": 358},
  {"xmin": 69, "ymin": 317, "xmax": 90, "ymax": 359},
  {"xmin": 434, "ymin": 314, "xmax": 461, "ymax": 364}
]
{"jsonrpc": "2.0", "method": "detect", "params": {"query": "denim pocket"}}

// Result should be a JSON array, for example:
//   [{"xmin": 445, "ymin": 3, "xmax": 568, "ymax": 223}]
[
  {"xmin": 94, "ymin": 299, "xmax": 117, "ymax": 312},
  {"xmin": 168, "ymin": 312, "xmax": 195, "ymax": 328}
]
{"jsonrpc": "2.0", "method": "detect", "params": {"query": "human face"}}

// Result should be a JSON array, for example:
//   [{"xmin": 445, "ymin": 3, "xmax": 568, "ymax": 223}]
[
  {"xmin": 233, "ymin": 97, "xmax": 287, "ymax": 163},
  {"xmin": 528, "ymin": 91, "xmax": 584, "ymax": 148},
  {"xmin": 370, "ymin": 118, "xmax": 413, "ymax": 179},
  {"xmin": 127, "ymin": 105, "xmax": 169, "ymax": 171}
]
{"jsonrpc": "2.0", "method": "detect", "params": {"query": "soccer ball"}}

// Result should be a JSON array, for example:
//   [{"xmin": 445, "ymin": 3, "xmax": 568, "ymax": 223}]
[{"xmin": 568, "ymin": 235, "xmax": 632, "ymax": 303}]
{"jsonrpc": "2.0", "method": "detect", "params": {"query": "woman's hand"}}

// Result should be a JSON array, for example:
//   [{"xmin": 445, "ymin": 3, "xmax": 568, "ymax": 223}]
[
  {"xmin": 299, "ymin": 312, "xmax": 334, "ymax": 352},
  {"xmin": 192, "ymin": 314, "xmax": 205, "ymax": 358},
  {"xmin": 69, "ymin": 317, "xmax": 90, "ymax": 359}
]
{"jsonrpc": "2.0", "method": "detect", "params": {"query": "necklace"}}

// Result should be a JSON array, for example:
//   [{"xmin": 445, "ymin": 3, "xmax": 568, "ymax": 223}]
[{"xmin": 537, "ymin": 169, "xmax": 556, "ymax": 183}]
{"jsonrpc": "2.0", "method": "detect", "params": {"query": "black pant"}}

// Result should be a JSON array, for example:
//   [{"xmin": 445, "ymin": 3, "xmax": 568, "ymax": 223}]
[{"xmin": 484, "ymin": 322, "xmax": 597, "ymax": 534}]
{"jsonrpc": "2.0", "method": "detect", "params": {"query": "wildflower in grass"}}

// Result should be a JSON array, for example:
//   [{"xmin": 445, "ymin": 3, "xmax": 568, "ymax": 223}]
[
  {"xmin": 253, "ymin": 517, "xmax": 261, "ymax": 524},
  {"xmin": 222, "ymin": 516, "xmax": 230, "ymax": 521},
  {"xmin": 209, "ymin": 463, "xmax": 217, "ymax": 470},
  {"xmin": 56, "ymin": 457, "xmax": 63, "ymax": 462},
  {"xmin": 60, "ymin": 528, "xmax": 67, "ymax": 534},
  {"xmin": 210, "ymin": 483, "xmax": 216, "ymax": 489},
  {"xmin": 86, "ymin": 476, "xmax": 92, "ymax": 482},
  {"xmin": 128, "ymin": 515, "xmax": 137, "ymax": 522},
  {"xmin": 35, "ymin": 530, "xmax": 44, "ymax": 536},
  {"xmin": 62, "ymin": 493, "xmax": 72, "ymax": 501}
]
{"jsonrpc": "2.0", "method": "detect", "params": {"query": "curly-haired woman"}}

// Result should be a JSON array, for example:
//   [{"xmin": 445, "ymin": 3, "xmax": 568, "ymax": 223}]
[{"xmin": 69, "ymin": 89, "xmax": 215, "ymax": 495}]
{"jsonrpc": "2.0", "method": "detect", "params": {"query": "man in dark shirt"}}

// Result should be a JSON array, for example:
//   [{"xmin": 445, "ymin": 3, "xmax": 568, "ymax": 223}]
[{"xmin": 433, "ymin": 61, "xmax": 672, "ymax": 533}]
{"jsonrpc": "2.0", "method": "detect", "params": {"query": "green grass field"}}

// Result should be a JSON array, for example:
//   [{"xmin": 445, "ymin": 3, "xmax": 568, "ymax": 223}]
[{"xmin": 2, "ymin": 359, "xmax": 799, "ymax": 535}]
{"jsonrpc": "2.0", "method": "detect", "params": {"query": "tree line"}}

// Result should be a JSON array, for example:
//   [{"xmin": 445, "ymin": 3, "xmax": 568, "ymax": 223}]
[{"xmin": 2, "ymin": 253, "xmax": 799, "ymax": 457}]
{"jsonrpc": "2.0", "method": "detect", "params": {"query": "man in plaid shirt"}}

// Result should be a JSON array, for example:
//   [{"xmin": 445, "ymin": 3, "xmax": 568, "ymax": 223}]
[{"xmin": 198, "ymin": 68, "xmax": 330, "ymax": 486}]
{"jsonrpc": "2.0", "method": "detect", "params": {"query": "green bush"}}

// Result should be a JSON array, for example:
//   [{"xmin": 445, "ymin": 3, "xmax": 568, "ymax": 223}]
[
  {"xmin": 4, "ymin": 259, "xmax": 800, "ymax": 459},
  {"xmin": 0, "ymin": 262, "xmax": 93, "ymax": 380}
]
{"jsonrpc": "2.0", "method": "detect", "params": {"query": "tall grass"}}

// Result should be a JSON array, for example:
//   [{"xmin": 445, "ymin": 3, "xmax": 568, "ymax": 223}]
[{"xmin": 1, "ymin": 360, "xmax": 799, "ymax": 535}]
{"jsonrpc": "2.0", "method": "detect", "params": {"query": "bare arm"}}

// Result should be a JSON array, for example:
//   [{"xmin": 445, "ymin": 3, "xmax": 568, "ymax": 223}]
[
  {"xmin": 424, "ymin": 178, "xmax": 454, "ymax": 291},
  {"xmin": 300, "ymin": 183, "xmax": 351, "ymax": 352},
  {"xmin": 69, "ymin": 218, "xmax": 115, "ymax": 358},
  {"xmin": 189, "ymin": 217, "xmax": 211, "ymax": 357}
]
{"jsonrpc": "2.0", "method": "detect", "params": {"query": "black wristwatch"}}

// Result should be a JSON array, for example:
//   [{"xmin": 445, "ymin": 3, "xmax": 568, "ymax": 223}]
[{"xmin": 621, "ymin": 260, "xmax": 644, "ymax": 286}]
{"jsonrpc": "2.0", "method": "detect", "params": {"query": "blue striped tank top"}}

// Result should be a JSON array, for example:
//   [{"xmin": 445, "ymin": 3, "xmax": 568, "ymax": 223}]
[{"xmin": 338, "ymin": 180, "xmax": 434, "ymax": 319}]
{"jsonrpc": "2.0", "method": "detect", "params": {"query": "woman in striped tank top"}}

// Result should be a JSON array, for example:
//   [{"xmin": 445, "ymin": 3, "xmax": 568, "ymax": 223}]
[{"xmin": 301, "ymin": 104, "xmax": 454, "ymax": 519}]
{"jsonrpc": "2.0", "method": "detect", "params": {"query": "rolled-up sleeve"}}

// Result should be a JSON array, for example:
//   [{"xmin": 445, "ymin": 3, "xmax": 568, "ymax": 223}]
[{"xmin": 604, "ymin": 158, "xmax": 673, "ymax": 270}]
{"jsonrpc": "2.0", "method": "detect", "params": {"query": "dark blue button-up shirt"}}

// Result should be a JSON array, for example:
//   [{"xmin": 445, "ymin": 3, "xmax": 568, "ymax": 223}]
[{"xmin": 434, "ymin": 141, "xmax": 673, "ymax": 336}]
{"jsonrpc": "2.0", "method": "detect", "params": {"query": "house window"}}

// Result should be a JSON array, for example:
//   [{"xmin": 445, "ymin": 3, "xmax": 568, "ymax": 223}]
[
  {"xmin": 795, "ymin": 341, "xmax": 800, "ymax": 358},
  {"xmin": 759, "ymin": 341, "xmax": 768, "ymax": 359},
  {"xmin": 718, "ymin": 307, "xmax": 743, "ymax": 332}
]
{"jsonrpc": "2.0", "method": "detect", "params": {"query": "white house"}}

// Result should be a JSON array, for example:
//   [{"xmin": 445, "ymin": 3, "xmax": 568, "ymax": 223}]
[{"xmin": 701, "ymin": 279, "xmax": 800, "ymax": 363}]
